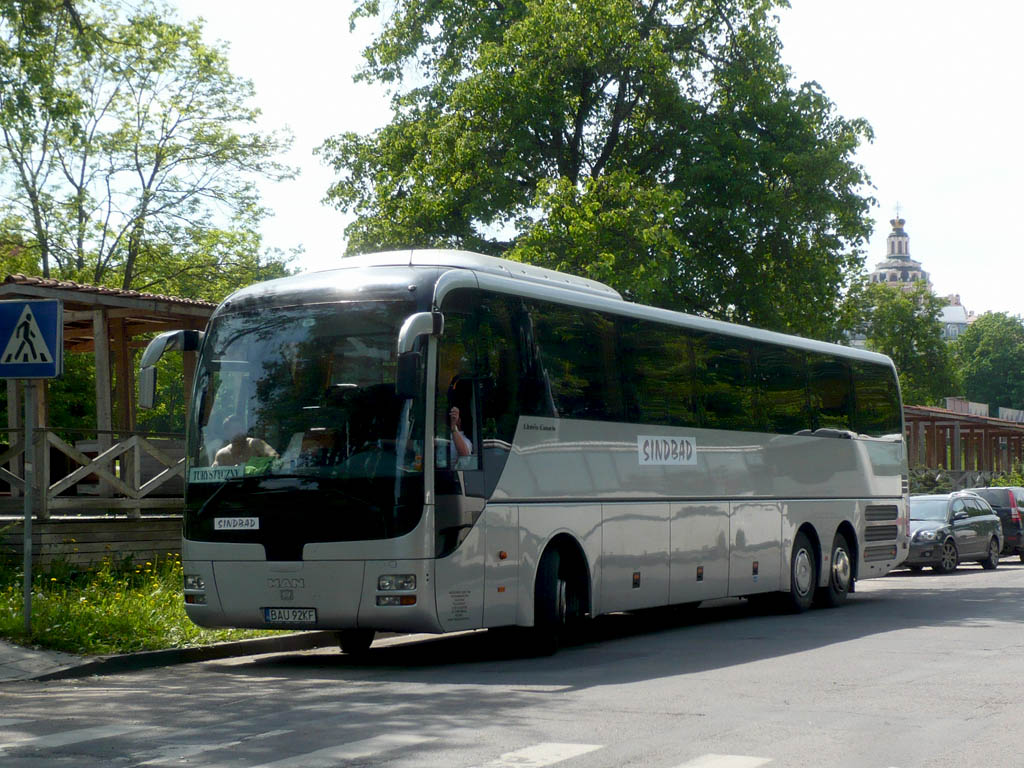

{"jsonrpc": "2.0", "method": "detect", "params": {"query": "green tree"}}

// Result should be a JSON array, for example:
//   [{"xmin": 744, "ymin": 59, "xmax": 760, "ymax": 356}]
[
  {"xmin": 0, "ymin": 0, "xmax": 295, "ymax": 292},
  {"xmin": 862, "ymin": 282, "xmax": 957, "ymax": 406},
  {"xmin": 320, "ymin": 0, "xmax": 874, "ymax": 339},
  {"xmin": 954, "ymin": 312, "xmax": 1024, "ymax": 413}
]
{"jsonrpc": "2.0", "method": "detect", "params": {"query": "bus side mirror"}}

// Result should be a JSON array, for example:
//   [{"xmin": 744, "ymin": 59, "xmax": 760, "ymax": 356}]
[
  {"xmin": 139, "ymin": 329, "xmax": 204, "ymax": 410},
  {"xmin": 395, "ymin": 351, "xmax": 422, "ymax": 399}
]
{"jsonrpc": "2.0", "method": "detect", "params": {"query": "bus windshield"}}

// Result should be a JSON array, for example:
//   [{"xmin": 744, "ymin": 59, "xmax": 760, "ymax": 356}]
[{"xmin": 186, "ymin": 300, "xmax": 426, "ymax": 542}]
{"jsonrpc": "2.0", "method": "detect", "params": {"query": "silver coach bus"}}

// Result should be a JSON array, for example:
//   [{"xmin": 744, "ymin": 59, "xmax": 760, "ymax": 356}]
[{"xmin": 140, "ymin": 250, "xmax": 909, "ymax": 654}]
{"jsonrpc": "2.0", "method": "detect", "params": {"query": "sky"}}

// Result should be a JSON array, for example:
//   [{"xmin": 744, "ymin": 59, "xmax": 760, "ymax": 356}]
[{"xmin": 172, "ymin": 0, "xmax": 1024, "ymax": 318}]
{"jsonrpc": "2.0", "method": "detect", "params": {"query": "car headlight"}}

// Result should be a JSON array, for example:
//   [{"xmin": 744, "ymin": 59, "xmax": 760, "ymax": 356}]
[{"xmin": 914, "ymin": 530, "xmax": 938, "ymax": 542}]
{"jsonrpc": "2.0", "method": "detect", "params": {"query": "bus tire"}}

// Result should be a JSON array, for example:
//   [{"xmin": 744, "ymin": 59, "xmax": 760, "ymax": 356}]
[
  {"xmin": 816, "ymin": 532, "xmax": 852, "ymax": 608},
  {"xmin": 337, "ymin": 629, "xmax": 375, "ymax": 655},
  {"xmin": 786, "ymin": 531, "xmax": 816, "ymax": 613},
  {"xmin": 531, "ymin": 547, "xmax": 569, "ymax": 656}
]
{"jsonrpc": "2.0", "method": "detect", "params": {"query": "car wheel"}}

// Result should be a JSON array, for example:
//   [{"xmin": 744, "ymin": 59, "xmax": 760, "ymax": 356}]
[
  {"xmin": 816, "ymin": 532, "xmax": 852, "ymax": 608},
  {"xmin": 980, "ymin": 537, "xmax": 1000, "ymax": 570},
  {"xmin": 785, "ymin": 531, "xmax": 816, "ymax": 613},
  {"xmin": 933, "ymin": 539, "xmax": 959, "ymax": 574},
  {"xmin": 337, "ymin": 629, "xmax": 375, "ymax": 655},
  {"xmin": 1019, "ymin": 550, "xmax": 1024, "ymax": 565}
]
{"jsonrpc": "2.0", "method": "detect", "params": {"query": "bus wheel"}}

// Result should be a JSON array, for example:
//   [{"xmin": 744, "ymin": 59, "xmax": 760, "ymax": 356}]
[
  {"xmin": 532, "ymin": 548, "xmax": 570, "ymax": 655},
  {"xmin": 337, "ymin": 629, "xmax": 375, "ymax": 655},
  {"xmin": 816, "ymin": 532, "xmax": 852, "ymax": 608},
  {"xmin": 786, "ymin": 531, "xmax": 816, "ymax": 613}
]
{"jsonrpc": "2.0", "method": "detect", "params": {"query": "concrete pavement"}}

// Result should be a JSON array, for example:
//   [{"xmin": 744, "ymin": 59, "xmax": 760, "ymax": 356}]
[{"xmin": 0, "ymin": 631, "xmax": 341, "ymax": 683}]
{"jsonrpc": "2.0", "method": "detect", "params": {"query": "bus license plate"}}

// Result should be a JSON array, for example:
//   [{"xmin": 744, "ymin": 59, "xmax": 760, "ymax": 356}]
[{"xmin": 264, "ymin": 607, "xmax": 316, "ymax": 624}]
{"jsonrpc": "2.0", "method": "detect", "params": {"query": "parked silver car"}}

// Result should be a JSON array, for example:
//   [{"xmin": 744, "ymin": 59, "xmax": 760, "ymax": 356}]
[{"xmin": 904, "ymin": 492, "xmax": 1002, "ymax": 573}]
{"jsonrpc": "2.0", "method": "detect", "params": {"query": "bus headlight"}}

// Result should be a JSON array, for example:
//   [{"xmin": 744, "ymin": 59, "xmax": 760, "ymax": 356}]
[
  {"xmin": 378, "ymin": 574, "xmax": 416, "ymax": 591},
  {"xmin": 184, "ymin": 574, "xmax": 206, "ymax": 591}
]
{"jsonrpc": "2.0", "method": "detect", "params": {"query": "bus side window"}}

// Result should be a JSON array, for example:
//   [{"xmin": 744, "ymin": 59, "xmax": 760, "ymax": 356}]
[
  {"xmin": 809, "ymin": 353, "xmax": 853, "ymax": 431},
  {"xmin": 435, "ymin": 307, "xmax": 480, "ymax": 473},
  {"xmin": 695, "ymin": 333, "xmax": 752, "ymax": 431},
  {"xmin": 618, "ymin": 317, "xmax": 697, "ymax": 428},
  {"xmin": 526, "ymin": 300, "xmax": 625, "ymax": 422},
  {"xmin": 851, "ymin": 360, "xmax": 901, "ymax": 437},
  {"xmin": 756, "ymin": 346, "xmax": 811, "ymax": 434}
]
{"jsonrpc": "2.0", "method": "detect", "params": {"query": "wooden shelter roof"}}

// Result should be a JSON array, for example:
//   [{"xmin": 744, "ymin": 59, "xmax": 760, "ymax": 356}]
[{"xmin": 0, "ymin": 274, "xmax": 215, "ymax": 353}]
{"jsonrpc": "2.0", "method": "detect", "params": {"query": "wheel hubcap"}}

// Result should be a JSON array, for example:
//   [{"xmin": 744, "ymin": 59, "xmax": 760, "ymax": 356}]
[
  {"xmin": 942, "ymin": 543, "xmax": 956, "ymax": 569},
  {"xmin": 832, "ymin": 548, "xmax": 851, "ymax": 592},
  {"xmin": 793, "ymin": 548, "xmax": 813, "ymax": 596}
]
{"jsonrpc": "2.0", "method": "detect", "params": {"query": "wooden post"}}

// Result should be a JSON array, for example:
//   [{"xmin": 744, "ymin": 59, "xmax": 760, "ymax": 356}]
[
  {"xmin": 34, "ymin": 380, "xmax": 49, "ymax": 521},
  {"xmin": 93, "ymin": 310, "xmax": 113, "ymax": 498},
  {"xmin": 6, "ymin": 379, "xmax": 22, "ymax": 498},
  {"xmin": 952, "ymin": 423, "xmax": 962, "ymax": 471}
]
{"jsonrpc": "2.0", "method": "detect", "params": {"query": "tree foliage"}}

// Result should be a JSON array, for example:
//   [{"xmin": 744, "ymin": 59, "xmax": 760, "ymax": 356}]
[
  {"xmin": 321, "ymin": 0, "xmax": 875, "ymax": 339},
  {"xmin": 954, "ymin": 312, "xmax": 1024, "ymax": 413},
  {"xmin": 862, "ymin": 282, "xmax": 958, "ymax": 406},
  {"xmin": 0, "ymin": 0, "xmax": 295, "ymax": 295}
]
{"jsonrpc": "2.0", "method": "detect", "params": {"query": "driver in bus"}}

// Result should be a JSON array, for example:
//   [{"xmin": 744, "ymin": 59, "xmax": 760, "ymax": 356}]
[
  {"xmin": 212, "ymin": 415, "xmax": 279, "ymax": 467},
  {"xmin": 438, "ymin": 375, "xmax": 475, "ymax": 470}
]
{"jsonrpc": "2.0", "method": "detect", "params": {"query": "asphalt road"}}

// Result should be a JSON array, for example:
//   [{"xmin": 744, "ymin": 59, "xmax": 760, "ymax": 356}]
[{"xmin": 2, "ymin": 560, "xmax": 1024, "ymax": 768}]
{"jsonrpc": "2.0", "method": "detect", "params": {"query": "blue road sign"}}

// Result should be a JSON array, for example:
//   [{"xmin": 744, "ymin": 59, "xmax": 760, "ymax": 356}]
[{"xmin": 0, "ymin": 299, "xmax": 63, "ymax": 379}]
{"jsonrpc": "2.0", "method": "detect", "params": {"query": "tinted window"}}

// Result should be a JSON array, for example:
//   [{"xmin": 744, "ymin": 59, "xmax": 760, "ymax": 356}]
[
  {"xmin": 852, "ymin": 360, "xmax": 902, "ymax": 437},
  {"xmin": 756, "ymin": 345, "xmax": 811, "ymax": 434},
  {"xmin": 529, "ymin": 301, "xmax": 625, "ymax": 421},
  {"xmin": 809, "ymin": 353, "xmax": 853, "ymax": 430},
  {"xmin": 971, "ymin": 488, "xmax": 1009, "ymax": 507},
  {"xmin": 695, "ymin": 333, "xmax": 752, "ymax": 431},
  {"xmin": 618, "ymin": 317, "xmax": 698, "ymax": 428}
]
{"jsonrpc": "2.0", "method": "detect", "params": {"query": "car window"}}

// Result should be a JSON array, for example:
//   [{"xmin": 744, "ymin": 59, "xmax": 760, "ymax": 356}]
[
  {"xmin": 970, "ymin": 488, "xmax": 1007, "ymax": 507},
  {"xmin": 968, "ymin": 499, "xmax": 987, "ymax": 517},
  {"xmin": 951, "ymin": 499, "xmax": 966, "ymax": 517}
]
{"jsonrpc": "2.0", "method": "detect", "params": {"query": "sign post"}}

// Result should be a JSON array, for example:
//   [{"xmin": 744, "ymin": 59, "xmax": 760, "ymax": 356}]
[{"xmin": 0, "ymin": 300, "xmax": 63, "ymax": 634}]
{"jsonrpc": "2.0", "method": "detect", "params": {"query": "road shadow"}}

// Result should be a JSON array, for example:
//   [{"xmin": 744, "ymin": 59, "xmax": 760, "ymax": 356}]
[{"xmin": 212, "ymin": 563, "xmax": 1024, "ymax": 693}]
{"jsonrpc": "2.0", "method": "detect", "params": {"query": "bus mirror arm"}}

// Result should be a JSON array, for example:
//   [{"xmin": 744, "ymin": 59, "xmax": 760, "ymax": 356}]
[
  {"xmin": 395, "ymin": 311, "xmax": 442, "ymax": 399},
  {"xmin": 138, "ymin": 329, "xmax": 205, "ymax": 410}
]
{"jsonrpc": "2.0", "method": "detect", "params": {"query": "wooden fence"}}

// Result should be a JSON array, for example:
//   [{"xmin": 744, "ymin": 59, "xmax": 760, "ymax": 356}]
[
  {"xmin": 0, "ymin": 428, "xmax": 185, "ymax": 519},
  {"xmin": 0, "ymin": 515, "xmax": 181, "ymax": 568}
]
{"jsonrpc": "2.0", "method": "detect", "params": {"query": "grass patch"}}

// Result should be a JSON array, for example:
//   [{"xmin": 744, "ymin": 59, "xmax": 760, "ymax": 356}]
[{"xmin": 0, "ymin": 553, "xmax": 284, "ymax": 656}]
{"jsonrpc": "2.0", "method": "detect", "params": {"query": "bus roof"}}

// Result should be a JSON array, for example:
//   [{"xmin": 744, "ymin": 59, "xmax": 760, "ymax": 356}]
[
  {"xmin": 308, "ymin": 249, "xmax": 623, "ymax": 301},
  {"xmin": 223, "ymin": 249, "xmax": 894, "ymax": 370}
]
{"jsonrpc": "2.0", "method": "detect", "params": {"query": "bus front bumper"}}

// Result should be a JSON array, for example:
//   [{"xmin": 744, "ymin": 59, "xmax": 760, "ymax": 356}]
[{"xmin": 182, "ymin": 558, "xmax": 443, "ymax": 634}]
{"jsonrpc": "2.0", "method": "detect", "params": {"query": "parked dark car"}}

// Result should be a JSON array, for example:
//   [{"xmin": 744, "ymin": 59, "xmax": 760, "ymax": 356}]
[
  {"xmin": 904, "ymin": 492, "xmax": 1002, "ymax": 573},
  {"xmin": 961, "ymin": 486, "xmax": 1024, "ymax": 562}
]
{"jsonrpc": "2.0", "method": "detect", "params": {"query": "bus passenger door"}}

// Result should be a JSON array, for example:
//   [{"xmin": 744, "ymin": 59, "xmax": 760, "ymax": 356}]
[{"xmin": 729, "ymin": 502, "xmax": 783, "ymax": 597}]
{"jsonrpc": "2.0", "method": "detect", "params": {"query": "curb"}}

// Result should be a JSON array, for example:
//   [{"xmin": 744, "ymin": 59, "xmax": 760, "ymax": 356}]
[{"xmin": 32, "ymin": 630, "xmax": 341, "ymax": 682}]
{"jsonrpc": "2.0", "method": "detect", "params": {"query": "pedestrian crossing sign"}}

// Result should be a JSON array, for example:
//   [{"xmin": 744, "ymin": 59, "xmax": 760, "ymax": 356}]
[{"xmin": 0, "ymin": 300, "xmax": 63, "ymax": 379}]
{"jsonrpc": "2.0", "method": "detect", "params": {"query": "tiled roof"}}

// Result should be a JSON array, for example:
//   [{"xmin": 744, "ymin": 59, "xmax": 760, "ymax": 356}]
[{"xmin": 2, "ymin": 273, "xmax": 216, "ymax": 308}]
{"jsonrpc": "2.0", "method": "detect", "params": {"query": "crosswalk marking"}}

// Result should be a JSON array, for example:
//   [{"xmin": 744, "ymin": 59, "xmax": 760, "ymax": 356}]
[
  {"xmin": 136, "ymin": 730, "xmax": 293, "ymax": 765},
  {"xmin": 0, "ymin": 724, "xmax": 147, "ymax": 751},
  {"xmin": 474, "ymin": 742, "xmax": 604, "ymax": 767},
  {"xmin": 240, "ymin": 733, "xmax": 436, "ymax": 768},
  {"xmin": 672, "ymin": 755, "xmax": 773, "ymax": 768}
]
